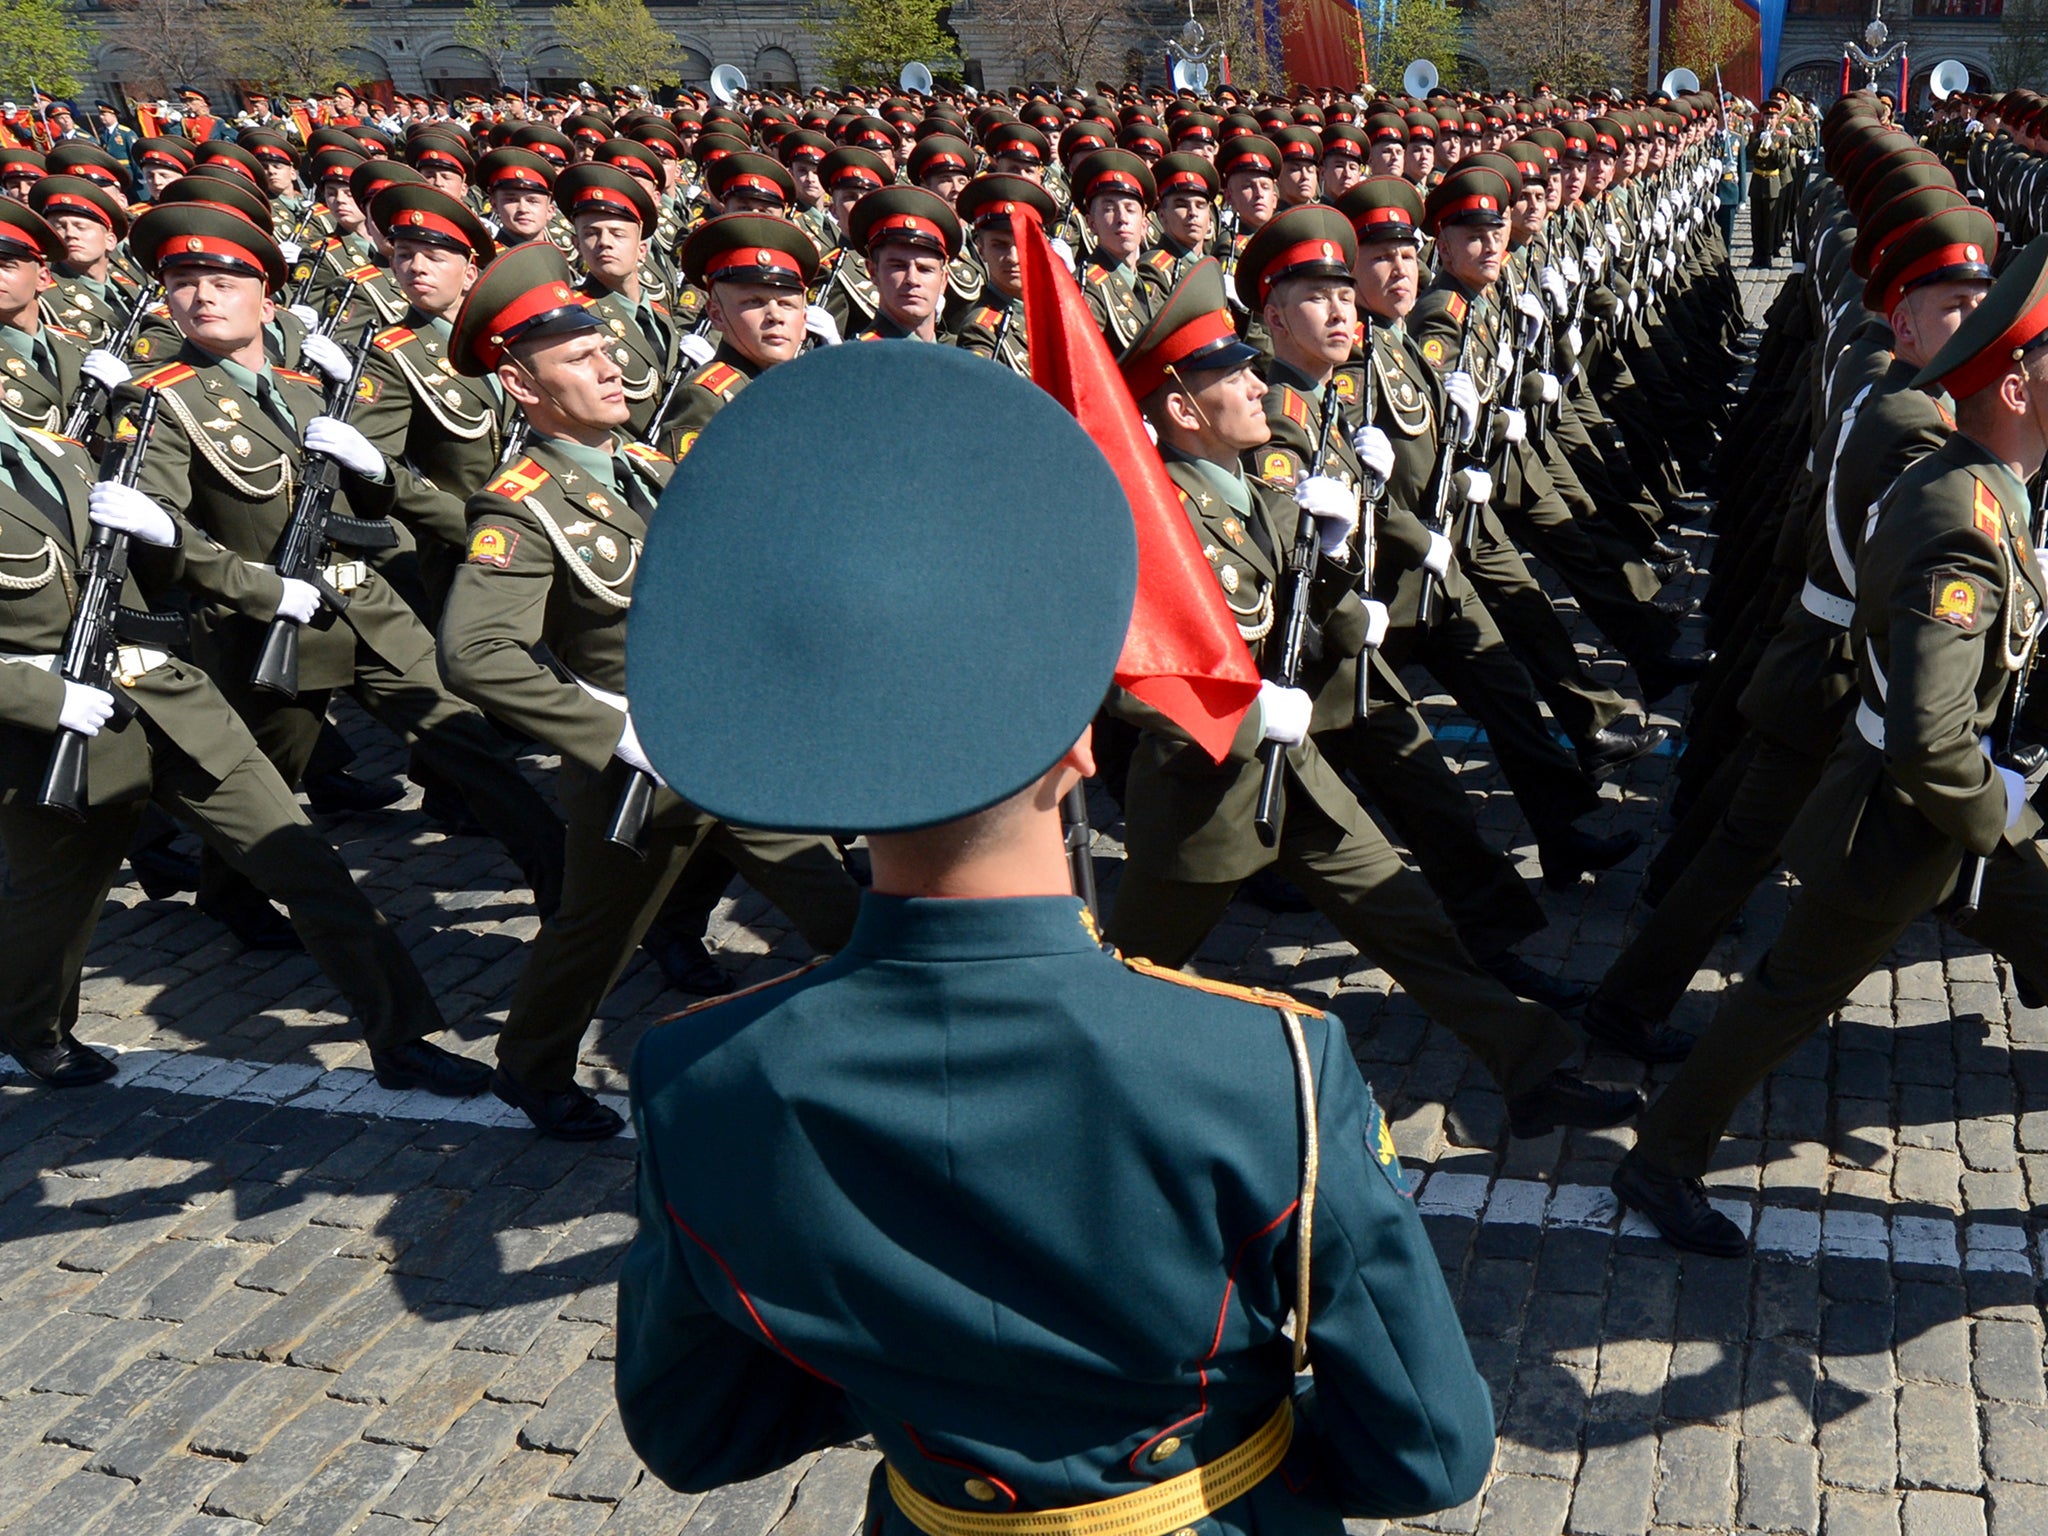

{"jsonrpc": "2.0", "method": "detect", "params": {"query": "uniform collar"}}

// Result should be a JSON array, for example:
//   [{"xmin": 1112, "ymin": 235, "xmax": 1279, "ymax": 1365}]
[
  {"xmin": 1165, "ymin": 448, "xmax": 1253, "ymax": 517},
  {"xmin": 539, "ymin": 433, "xmax": 621, "ymax": 493},
  {"xmin": 840, "ymin": 894, "xmax": 1104, "ymax": 962},
  {"xmin": 1267, "ymin": 355, "xmax": 1325, "ymax": 404},
  {"xmin": 213, "ymin": 350, "xmax": 276, "ymax": 399}
]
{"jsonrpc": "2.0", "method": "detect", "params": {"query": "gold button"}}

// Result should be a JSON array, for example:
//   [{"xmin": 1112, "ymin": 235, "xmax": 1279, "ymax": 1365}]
[
  {"xmin": 963, "ymin": 1480, "xmax": 997, "ymax": 1503},
  {"xmin": 1149, "ymin": 1437, "xmax": 1182, "ymax": 1463}
]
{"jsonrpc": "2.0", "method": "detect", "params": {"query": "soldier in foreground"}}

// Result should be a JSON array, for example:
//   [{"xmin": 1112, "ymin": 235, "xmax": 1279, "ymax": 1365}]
[{"xmin": 617, "ymin": 341, "xmax": 1497, "ymax": 1526}]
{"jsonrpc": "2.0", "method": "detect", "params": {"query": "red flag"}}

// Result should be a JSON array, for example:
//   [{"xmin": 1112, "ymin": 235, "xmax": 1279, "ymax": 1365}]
[{"xmin": 1012, "ymin": 206, "xmax": 1260, "ymax": 763}]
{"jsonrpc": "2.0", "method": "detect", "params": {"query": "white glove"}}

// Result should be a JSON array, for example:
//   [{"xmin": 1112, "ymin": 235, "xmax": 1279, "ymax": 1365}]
[
  {"xmin": 614, "ymin": 713, "xmax": 667, "ymax": 785},
  {"xmin": 274, "ymin": 577, "xmax": 321, "ymax": 624},
  {"xmin": 278, "ymin": 239, "xmax": 302, "ymax": 264},
  {"xmin": 1559, "ymin": 253, "xmax": 1582, "ymax": 285},
  {"xmin": 1350, "ymin": 424, "xmax": 1394, "ymax": 488},
  {"xmin": 1360, "ymin": 598, "xmax": 1389, "ymax": 651},
  {"xmin": 1652, "ymin": 211, "xmax": 1670, "ymax": 240},
  {"xmin": 287, "ymin": 303, "xmax": 321, "ymax": 330},
  {"xmin": 1498, "ymin": 407, "xmax": 1527, "ymax": 445},
  {"xmin": 1422, "ymin": 530, "xmax": 1454, "ymax": 580},
  {"xmin": 298, "ymin": 331, "xmax": 353, "ymax": 384},
  {"xmin": 1566, "ymin": 322, "xmax": 1583, "ymax": 355},
  {"xmin": 679, "ymin": 330, "xmax": 717, "ymax": 367},
  {"xmin": 1515, "ymin": 290, "xmax": 1545, "ymax": 325},
  {"xmin": 88, "ymin": 481, "xmax": 178, "ymax": 547},
  {"xmin": 1583, "ymin": 244, "xmax": 1605, "ymax": 279},
  {"xmin": 1604, "ymin": 219, "xmax": 1622, "ymax": 247},
  {"xmin": 58, "ymin": 681, "xmax": 115, "ymax": 737},
  {"xmin": 1443, "ymin": 371, "xmax": 1480, "ymax": 446},
  {"xmin": 1625, "ymin": 290, "xmax": 1642, "ymax": 318},
  {"xmin": 80, "ymin": 348, "xmax": 131, "ymax": 390},
  {"xmin": 1540, "ymin": 267, "xmax": 1568, "ymax": 312},
  {"xmin": 1293, "ymin": 474, "xmax": 1358, "ymax": 558},
  {"xmin": 305, "ymin": 415, "xmax": 383, "ymax": 478},
  {"xmin": 2000, "ymin": 766, "xmax": 2027, "ymax": 829},
  {"xmin": 1050, "ymin": 236, "xmax": 1076, "ymax": 274},
  {"xmin": 1256, "ymin": 680, "xmax": 1312, "ymax": 746},
  {"xmin": 1537, "ymin": 371, "xmax": 1560, "ymax": 404},
  {"xmin": 803, "ymin": 304, "xmax": 840, "ymax": 345},
  {"xmin": 1456, "ymin": 467, "xmax": 1493, "ymax": 506}
]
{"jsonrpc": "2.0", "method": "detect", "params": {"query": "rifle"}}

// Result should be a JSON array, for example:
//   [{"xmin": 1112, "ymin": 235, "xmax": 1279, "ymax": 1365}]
[
  {"xmin": 1252, "ymin": 389, "xmax": 1339, "ymax": 847},
  {"xmin": 62, "ymin": 279, "xmax": 161, "ymax": 442},
  {"xmin": 495, "ymin": 413, "xmax": 531, "ymax": 470},
  {"xmin": 988, "ymin": 301, "xmax": 1020, "ymax": 374},
  {"xmin": 1062, "ymin": 783, "xmax": 1097, "ymax": 914},
  {"xmin": 642, "ymin": 347, "xmax": 695, "ymax": 449},
  {"xmin": 1354, "ymin": 318, "xmax": 1381, "ymax": 724},
  {"xmin": 38, "ymin": 394, "xmax": 188, "ymax": 818},
  {"xmin": 1417, "ymin": 300, "xmax": 1476, "ymax": 629},
  {"xmin": 249, "ymin": 321, "xmax": 400, "ymax": 697}
]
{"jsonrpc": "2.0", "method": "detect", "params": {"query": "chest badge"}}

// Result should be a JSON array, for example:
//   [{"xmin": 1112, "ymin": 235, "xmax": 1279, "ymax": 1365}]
[
  {"xmin": 594, "ymin": 534, "xmax": 618, "ymax": 562},
  {"xmin": 562, "ymin": 519, "xmax": 596, "ymax": 537},
  {"xmin": 2, "ymin": 357, "xmax": 23, "ymax": 379},
  {"xmin": 228, "ymin": 434, "xmax": 251, "ymax": 456},
  {"xmin": 219, "ymin": 398, "xmax": 242, "ymax": 422},
  {"xmin": 1220, "ymin": 564, "xmax": 1240, "ymax": 593},
  {"xmin": 586, "ymin": 492, "xmax": 612, "ymax": 518},
  {"xmin": 443, "ymin": 388, "xmax": 463, "ymax": 406},
  {"xmin": 1221, "ymin": 516, "xmax": 1247, "ymax": 547}
]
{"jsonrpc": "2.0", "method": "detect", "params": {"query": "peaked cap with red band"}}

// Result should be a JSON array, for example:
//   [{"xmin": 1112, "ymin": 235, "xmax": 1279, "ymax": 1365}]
[
  {"xmin": 28, "ymin": 174, "xmax": 128, "ymax": 237},
  {"xmin": 554, "ymin": 162, "xmax": 658, "ymax": 236},
  {"xmin": 1335, "ymin": 175, "xmax": 1425, "ymax": 244},
  {"xmin": 476, "ymin": 146, "xmax": 558, "ymax": 196},
  {"xmin": 953, "ymin": 173, "xmax": 1058, "ymax": 231},
  {"xmin": 1119, "ymin": 256, "xmax": 1261, "ymax": 401},
  {"xmin": 1423, "ymin": 165, "xmax": 1512, "ymax": 233},
  {"xmin": 448, "ymin": 241, "xmax": 598, "ymax": 376},
  {"xmin": 1864, "ymin": 206, "xmax": 1996, "ymax": 317},
  {"xmin": 846, "ymin": 185, "xmax": 962, "ymax": 259},
  {"xmin": 131, "ymin": 200, "xmax": 287, "ymax": 289},
  {"xmin": 1234, "ymin": 203, "xmax": 1355, "ymax": 310},
  {"xmin": 679, "ymin": 212, "xmax": 820, "ymax": 291},
  {"xmin": 1914, "ymin": 234, "xmax": 2048, "ymax": 401},
  {"xmin": 1070, "ymin": 148, "xmax": 1156, "ymax": 208},
  {"xmin": 372, "ymin": 183, "xmax": 496, "ymax": 262}
]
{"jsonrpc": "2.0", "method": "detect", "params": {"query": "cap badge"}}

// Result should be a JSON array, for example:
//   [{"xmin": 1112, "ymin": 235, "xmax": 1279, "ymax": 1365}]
[
  {"xmin": 756, "ymin": 248, "xmax": 775, "ymax": 265},
  {"xmin": 185, "ymin": 236, "xmax": 204, "ymax": 252},
  {"xmin": 1967, "ymin": 244, "xmax": 1982, "ymax": 262}
]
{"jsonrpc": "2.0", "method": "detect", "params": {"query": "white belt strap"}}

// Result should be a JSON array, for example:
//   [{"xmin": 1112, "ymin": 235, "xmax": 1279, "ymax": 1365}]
[
  {"xmin": 1823, "ymin": 382, "xmax": 1875, "ymax": 596},
  {"xmin": 1856, "ymin": 699, "xmax": 1886, "ymax": 750},
  {"xmin": 0, "ymin": 654, "xmax": 58, "ymax": 672},
  {"xmin": 1800, "ymin": 579, "xmax": 1855, "ymax": 629}
]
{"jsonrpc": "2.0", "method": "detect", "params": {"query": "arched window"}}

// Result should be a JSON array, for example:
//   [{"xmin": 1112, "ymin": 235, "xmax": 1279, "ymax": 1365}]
[
  {"xmin": 754, "ymin": 46, "xmax": 800, "ymax": 86},
  {"xmin": 424, "ymin": 43, "xmax": 497, "ymax": 98},
  {"xmin": 678, "ymin": 46, "xmax": 712, "ymax": 84}
]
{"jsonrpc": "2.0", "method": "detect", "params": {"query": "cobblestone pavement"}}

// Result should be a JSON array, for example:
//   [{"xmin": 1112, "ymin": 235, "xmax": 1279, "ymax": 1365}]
[{"xmin": 3, "ymin": 230, "xmax": 2043, "ymax": 1536}]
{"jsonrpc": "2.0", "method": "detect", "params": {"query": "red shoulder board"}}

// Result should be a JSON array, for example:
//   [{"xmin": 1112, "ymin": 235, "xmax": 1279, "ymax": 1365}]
[
  {"xmin": 969, "ymin": 306, "xmax": 1002, "ymax": 329},
  {"xmin": 486, "ymin": 456, "xmax": 551, "ymax": 498},
  {"xmin": 1146, "ymin": 249, "xmax": 1175, "ymax": 273},
  {"xmin": 1445, "ymin": 292, "xmax": 1468, "ymax": 323},
  {"xmin": 373, "ymin": 326, "xmax": 415, "ymax": 352},
  {"xmin": 345, "ymin": 264, "xmax": 381, "ymax": 281},
  {"xmin": 621, "ymin": 442, "xmax": 670, "ymax": 465},
  {"xmin": 135, "ymin": 362, "xmax": 196, "ymax": 391},
  {"xmin": 274, "ymin": 367, "xmax": 321, "ymax": 386},
  {"xmin": 1280, "ymin": 387, "xmax": 1310, "ymax": 428},
  {"xmin": 1973, "ymin": 478, "xmax": 2003, "ymax": 543},
  {"xmin": 696, "ymin": 361, "xmax": 742, "ymax": 396},
  {"xmin": 48, "ymin": 322, "xmax": 87, "ymax": 340}
]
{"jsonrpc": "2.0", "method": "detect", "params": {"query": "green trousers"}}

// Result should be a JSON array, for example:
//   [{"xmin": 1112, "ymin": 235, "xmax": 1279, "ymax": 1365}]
[
  {"xmin": 0, "ymin": 724, "xmax": 442, "ymax": 1056},
  {"xmin": 496, "ymin": 756, "xmax": 863, "ymax": 1092}
]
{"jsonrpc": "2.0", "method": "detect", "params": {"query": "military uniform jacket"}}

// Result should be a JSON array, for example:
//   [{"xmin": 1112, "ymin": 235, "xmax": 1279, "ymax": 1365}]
[
  {"xmin": 618, "ymin": 893, "xmax": 1495, "ymax": 1522},
  {"xmin": 0, "ymin": 426, "xmax": 248, "ymax": 805},
  {"xmin": 123, "ymin": 343, "xmax": 432, "ymax": 694},
  {"xmin": 1080, "ymin": 256, "xmax": 1148, "ymax": 351},
  {"xmin": 438, "ymin": 434, "xmax": 669, "ymax": 774},
  {"xmin": 818, "ymin": 246, "xmax": 881, "ymax": 335},
  {"xmin": 581, "ymin": 278, "xmax": 680, "ymax": 440},
  {"xmin": 1748, "ymin": 128, "xmax": 1793, "ymax": 197},
  {"xmin": 948, "ymin": 294, "xmax": 1027, "ymax": 376},
  {"xmin": 41, "ymin": 268, "xmax": 138, "ymax": 348},
  {"xmin": 1114, "ymin": 455, "xmax": 1376, "ymax": 883},
  {"xmin": 658, "ymin": 345, "xmax": 755, "ymax": 461},
  {"xmin": 350, "ymin": 309, "xmax": 512, "ymax": 554},
  {"xmin": 1782, "ymin": 435, "xmax": 2047, "ymax": 922},
  {"xmin": 1741, "ymin": 359, "xmax": 1953, "ymax": 756},
  {"xmin": 295, "ymin": 235, "xmax": 411, "ymax": 331},
  {"xmin": 0, "ymin": 323, "xmax": 85, "ymax": 434}
]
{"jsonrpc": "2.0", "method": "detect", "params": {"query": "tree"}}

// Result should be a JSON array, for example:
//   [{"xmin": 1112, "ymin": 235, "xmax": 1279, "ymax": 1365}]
[
  {"xmin": 1665, "ymin": 0, "xmax": 1751, "ymax": 83},
  {"xmin": 0, "ymin": 0, "xmax": 95, "ymax": 97},
  {"xmin": 219, "ymin": 0, "xmax": 369, "ymax": 96},
  {"xmin": 976, "ymin": 0, "xmax": 1138, "ymax": 89},
  {"xmin": 1469, "ymin": 0, "xmax": 1642, "ymax": 95},
  {"xmin": 1367, "ymin": 0, "xmax": 1461, "ymax": 93},
  {"xmin": 1204, "ymin": 0, "xmax": 1283, "ymax": 96},
  {"xmin": 810, "ymin": 0, "xmax": 959, "ymax": 89},
  {"xmin": 453, "ymin": 0, "xmax": 537, "ymax": 91},
  {"xmin": 1991, "ymin": 0, "xmax": 2048, "ymax": 92},
  {"xmin": 104, "ymin": 0, "xmax": 225, "ymax": 98},
  {"xmin": 553, "ymin": 0, "xmax": 682, "ymax": 89}
]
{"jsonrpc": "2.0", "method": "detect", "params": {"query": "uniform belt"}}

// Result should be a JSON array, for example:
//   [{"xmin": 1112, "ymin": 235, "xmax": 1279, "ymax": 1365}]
[
  {"xmin": 0, "ymin": 649, "xmax": 170, "ymax": 681},
  {"xmin": 0, "ymin": 654, "xmax": 58, "ymax": 672},
  {"xmin": 1856, "ymin": 699, "xmax": 1886, "ymax": 750},
  {"xmin": 1800, "ymin": 579, "xmax": 1855, "ymax": 629},
  {"xmin": 884, "ymin": 1401, "xmax": 1294, "ymax": 1536}
]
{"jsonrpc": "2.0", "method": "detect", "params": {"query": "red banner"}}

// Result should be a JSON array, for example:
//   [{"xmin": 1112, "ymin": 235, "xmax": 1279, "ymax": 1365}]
[{"xmin": 1281, "ymin": 0, "xmax": 1365, "ymax": 91}]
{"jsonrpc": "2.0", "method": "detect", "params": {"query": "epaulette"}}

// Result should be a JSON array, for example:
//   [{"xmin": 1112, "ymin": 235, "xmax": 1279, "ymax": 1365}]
[
  {"xmin": 24, "ymin": 427, "xmax": 83, "ymax": 451},
  {"xmin": 1145, "ymin": 248, "xmax": 1176, "ymax": 274},
  {"xmin": 345, "ymin": 263, "xmax": 381, "ymax": 281},
  {"xmin": 486, "ymin": 456, "xmax": 551, "ymax": 498},
  {"xmin": 621, "ymin": 441, "xmax": 670, "ymax": 465},
  {"xmin": 1279, "ymin": 386, "xmax": 1310, "ymax": 428},
  {"xmin": 1972, "ymin": 477, "xmax": 2004, "ymax": 544},
  {"xmin": 657, "ymin": 955, "xmax": 831, "ymax": 1022},
  {"xmin": 275, "ymin": 367, "xmax": 321, "ymax": 386},
  {"xmin": 1120, "ymin": 955, "xmax": 1326, "ymax": 1017},
  {"xmin": 695, "ymin": 361, "xmax": 743, "ymax": 397},
  {"xmin": 1445, "ymin": 291, "xmax": 1468, "ymax": 323},
  {"xmin": 48, "ymin": 322, "xmax": 87, "ymax": 340},
  {"xmin": 967, "ymin": 305, "xmax": 1002, "ymax": 330},
  {"xmin": 373, "ymin": 325, "xmax": 416, "ymax": 352},
  {"xmin": 135, "ymin": 362, "xmax": 196, "ymax": 391}
]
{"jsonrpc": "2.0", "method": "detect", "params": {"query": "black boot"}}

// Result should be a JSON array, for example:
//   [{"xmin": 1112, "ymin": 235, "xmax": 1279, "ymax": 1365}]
[
  {"xmin": 9, "ymin": 1035, "xmax": 118, "ymax": 1087},
  {"xmin": 129, "ymin": 842, "xmax": 200, "ymax": 901},
  {"xmin": 1613, "ymin": 1155, "xmax": 1748, "ymax": 1255},
  {"xmin": 1538, "ymin": 826, "xmax": 1642, "ymax": 891},
  {"xmin": 1582, "ymin": 993, "xmax": 1695, "ymax": 1064},
  {"xmin": 492, "ymin": 1069, "xmax": 625, "ymax": 1141},
  {"xmin": 198, "ymin": 884, "xmax": 304, "ymax": 952},
  {"xmin": 1476, "ymin": 951, "xmax": 1593, "ymax": 1014},
  {"xmin": 1577, "ymin": 721, "xmax": 1670, "ymax": 779},
  {"xmin": 304, "ymin": 769, "xmax": 404, "ymax": 816},
  {"xmin": 1505, "ymin": 1071, "xmax": 1643, "ymax": 1137}
]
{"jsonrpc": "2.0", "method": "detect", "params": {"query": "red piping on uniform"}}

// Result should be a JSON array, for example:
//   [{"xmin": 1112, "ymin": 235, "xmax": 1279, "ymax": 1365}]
[
  {"xmin": 665, "ymin": 1202, "xmax": 841, "ymax": 1386},
  {"xmin": 903, "ymin": 1423, "xmax": 1020, "ymax": 1506}
]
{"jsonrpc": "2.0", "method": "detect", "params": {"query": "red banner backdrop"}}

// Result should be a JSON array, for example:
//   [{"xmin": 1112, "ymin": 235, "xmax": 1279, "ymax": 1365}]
[{"xmin": 1281, "ymin": 0, "xmax": 1367, "ymax": 91}]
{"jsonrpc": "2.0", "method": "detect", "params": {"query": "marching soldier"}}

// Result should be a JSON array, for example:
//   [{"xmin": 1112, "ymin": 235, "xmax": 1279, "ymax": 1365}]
[
  {"xmin": 0, "ymin": 405, "xmax": 484, "ymax": 1097},
  {"xmin": 616, "ymin": 340, "xmax": 1497, "ymax": 1526},
  {"xmin": 436, "ymin": 243, "xmax": 861, "ymax": 1140},
  {"xmin": 1069, "ymin": 149, "xmax": 1156, "ymax": 349},
  {"xmin": 28, "ymin": 176, "xmax": 137, "ymax": 348},
  {"xmin": 114, "ymin": 199, "xmax": 565, "ymax": 944},
  {"xmin": 814, "ymin": 146, "xmax": 891, "ymax": 337},
  {"xmin": 555, "ymin": 163, "xmax": 681, "ymax": 441},
  {"xmin": 845, "ymin": 186, "xmax": 962, "ymax": 343},
  {"xmin": 949, "ymin": 176, "xmax": 1053, "ymax": 375},
  {"xmin": 1102, "ymin": 260, "xmax": 1639, "ymax": 1140}
]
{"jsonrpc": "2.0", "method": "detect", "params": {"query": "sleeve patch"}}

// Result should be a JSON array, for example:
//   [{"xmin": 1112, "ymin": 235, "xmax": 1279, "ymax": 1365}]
[
  {"xmin": 468, "ymin": 525, "xmax": 518, "ymax": 567},
  {"xmin": 1260, "ymin": 449, "xmax": 1297, "ymax": 485},
  {"xmin": 1365, "ymin": 1091, "xmax": 1414, "ymax": 1197},
  {"xmin": 1930, "ymin": 573, "xmax": 1984, "ymax": 630},
  {"xmin": 1331, "ymin": 372, "xmax": 1356, "ymax": 399},
  {"xmin": 1421, "ymin": 336, "xmax": 1446, "ymax": 365},
  {"xmin": 354, "ymin": 374, "xmax": 379, "ymax": 405}
]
